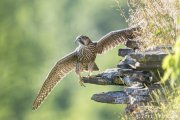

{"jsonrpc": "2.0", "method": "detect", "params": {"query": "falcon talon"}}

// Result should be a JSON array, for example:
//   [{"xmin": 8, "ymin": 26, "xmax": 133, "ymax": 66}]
[
  {"xmin": 32, "ymin": 27, "xmax": 139, "ymax": 110},
  {"xmin": 79, "ymin": 80, "xmax": 86, "ymax": 87}
]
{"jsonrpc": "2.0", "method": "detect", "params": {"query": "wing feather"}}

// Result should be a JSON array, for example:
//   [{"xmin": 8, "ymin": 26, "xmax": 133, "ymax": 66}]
[
  {"xmin": 96, "ymin": 27, "xmax": 139, "ymax": 54},
  {"xmin": 32, "ymin": 51, "xmax": 77, "ymax": 110}
]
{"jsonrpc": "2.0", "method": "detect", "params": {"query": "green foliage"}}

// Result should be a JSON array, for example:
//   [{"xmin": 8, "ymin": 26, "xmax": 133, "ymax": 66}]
[
  {"xmin": 0, "ymin": 0, "xmax": 128, "ymax": 120},
  {"xmin": 160, "ymin": 34, "xmax": 180, "ymax": 119},
  {"xmin": 162, "ymin": 37, "xmax": 180, "ymax": 87}
]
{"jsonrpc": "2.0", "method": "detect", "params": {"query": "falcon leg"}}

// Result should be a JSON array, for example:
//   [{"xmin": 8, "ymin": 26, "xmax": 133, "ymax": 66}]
[
  {"xmin": 88, "ymin": 72, "xmax": 92, "ymax": 78},
  {"xmin": 76, "ymin": 63, "xmax": 86, "ymax": 87},
  {"xmin": 88, "ymin": 62, "xmax": 95, "ymax": 78},
  {"xmin": 79, "ymin": 74, "xmax": 86, "ymax": 87}
]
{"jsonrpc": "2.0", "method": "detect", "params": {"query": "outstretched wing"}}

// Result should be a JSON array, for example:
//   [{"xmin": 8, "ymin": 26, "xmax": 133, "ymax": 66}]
[
  {"xmin": 96, "ymin": 27, "xmax": 139, "ymax": 54},
  {"xmin": 32, "ymin": 51, "xmax": 77, "ymax": 110}
]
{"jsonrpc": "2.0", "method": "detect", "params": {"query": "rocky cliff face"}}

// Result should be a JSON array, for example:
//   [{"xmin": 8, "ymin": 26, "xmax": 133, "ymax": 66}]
[{"xmin": 82, "ymin": 45, "xmax": 173, "ymax": 119}]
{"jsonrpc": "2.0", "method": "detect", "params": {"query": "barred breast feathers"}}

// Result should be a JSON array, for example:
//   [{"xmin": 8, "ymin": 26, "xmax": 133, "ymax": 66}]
[{"xmin": 78, "ymin": 43, "xmax": 96, "ymax": 62}]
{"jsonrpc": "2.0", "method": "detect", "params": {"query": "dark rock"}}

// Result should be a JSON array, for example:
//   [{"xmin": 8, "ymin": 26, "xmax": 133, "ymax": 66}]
[
  {"xmin": 82, "ymin": 68, "xmax": 125, "ymax": 85},
  {"xmin": 118, "ymin": 68, "xmax": 134, "ymax": 76},
  {"xmin": 130, "ymin": 51, "xmax": 169, "ymax": 62},
  {"xmin": 124, "ymin": 87, "xmax": 150, "ymax": 96},
  {"xmin": 91, "ymin": 91, "xmax": 129, "ymax": 104},
  {"xmin": 118, "ymin": 48, "xmax": 134, "ymax": 57},
  {"xmin": 122, "ymin": 77, "xmax": 143, "ymax": 86},
  {"xmin": 118, "ymin": 69, "xmax": 153, "ymax": 84},
  {"xmin": 117, "ymin": 56, "xmax": 136, "ymax": 69},
  {"xmin": 135, "ymin": 61, "xmax": 163, "ymax": 70},
  {"xmin": 91, "ymin": 91, "xmax": 151, "ymax": 104}
]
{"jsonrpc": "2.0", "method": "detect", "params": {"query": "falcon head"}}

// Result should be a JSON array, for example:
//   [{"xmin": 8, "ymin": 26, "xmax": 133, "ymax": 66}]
[{"xmin": 75, "ymin": 35, "xmax": 92, "ymax": 46}]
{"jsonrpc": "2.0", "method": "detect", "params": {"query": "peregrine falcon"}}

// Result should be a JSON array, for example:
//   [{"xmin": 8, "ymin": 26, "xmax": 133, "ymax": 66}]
[{"xmin": 32, "ymin": 27, "xmax": 139, "ymax": 110}]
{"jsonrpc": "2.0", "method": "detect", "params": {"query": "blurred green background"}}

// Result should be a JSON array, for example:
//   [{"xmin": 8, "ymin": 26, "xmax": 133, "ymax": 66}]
[{"xmin": 0, "ymin": 0, "xmax": 129, "ymax": 120}]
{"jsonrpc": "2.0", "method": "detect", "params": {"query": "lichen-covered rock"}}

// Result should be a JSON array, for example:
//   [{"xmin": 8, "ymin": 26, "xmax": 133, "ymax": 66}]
[
  {"xmin": 130, "ymin": 51, "xmax": 168, "ymax": 62},
  {"xmin": 117, "ymin": 56, "xmax": 136, "ymax": 69},
  {"xmin": 82, "ymin": 68, "xmax": 124, "ymax": 85},
  {"xmin": 91, "ymin": 91, "xmax": 129, "ymax": 104},
  {"xmin": 118, "ymin": 48, "xmax": 134, "ymax": 57}
]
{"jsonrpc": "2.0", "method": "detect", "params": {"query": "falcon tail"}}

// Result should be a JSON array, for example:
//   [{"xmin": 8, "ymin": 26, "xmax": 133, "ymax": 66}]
[{"xmin": 93, "ymin": 62, "xmax": 99, "ymax": 71}]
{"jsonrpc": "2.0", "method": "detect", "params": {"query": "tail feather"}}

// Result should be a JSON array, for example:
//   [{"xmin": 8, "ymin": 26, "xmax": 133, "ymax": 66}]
[{"xmin": 93, "ymin": 63, "xmax": 99, "ymax": 71}]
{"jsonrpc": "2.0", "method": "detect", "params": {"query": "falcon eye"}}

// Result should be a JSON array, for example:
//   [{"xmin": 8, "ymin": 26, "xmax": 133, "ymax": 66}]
[
  {"xmin": 79, "ymin": 39, "xmax": 84, "ymax": 45},
  {"xmin": 82, "ymin": 36, "xmax": 88, "ymax": 39}
]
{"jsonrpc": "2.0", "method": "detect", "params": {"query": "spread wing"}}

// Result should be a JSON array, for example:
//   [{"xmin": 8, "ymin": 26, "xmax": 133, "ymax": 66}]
[
  {"xmin": 32, "ymin": 51, "xmax": 77, "ymax": 110},
  {"xmin": 96, "ymin": 27, "xmax": 139, "ymax": 54}
]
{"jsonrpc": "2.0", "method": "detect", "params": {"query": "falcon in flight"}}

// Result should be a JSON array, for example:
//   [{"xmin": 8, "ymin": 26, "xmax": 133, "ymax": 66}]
[{"xmin": 32, "ymin": 27, "xmax": 139, "ymax": 110}]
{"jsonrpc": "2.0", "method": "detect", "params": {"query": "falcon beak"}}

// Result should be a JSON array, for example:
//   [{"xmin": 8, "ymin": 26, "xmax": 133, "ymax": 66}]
[
  {"xmin": 75, "ymin": 38, "xmax": 84, "ymax": 45},
  {"xmin": 75, "ymin": 39, "xmax": 79, "ymax": 44}
]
